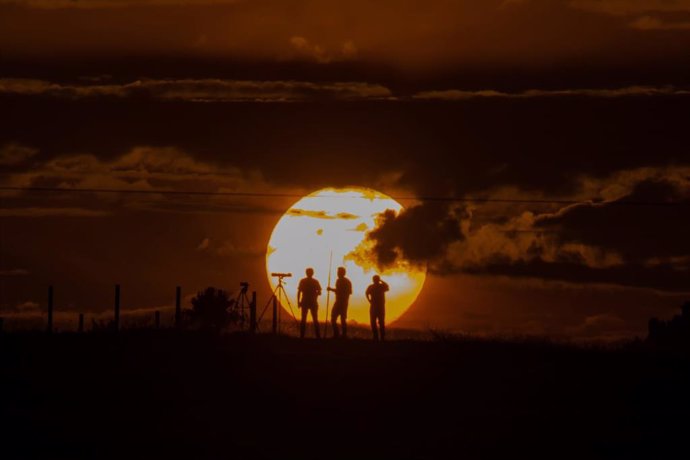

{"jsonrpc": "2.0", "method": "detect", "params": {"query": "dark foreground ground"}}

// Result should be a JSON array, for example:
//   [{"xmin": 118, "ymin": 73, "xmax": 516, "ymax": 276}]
[{"xmin": 1, "ymin": 331, "xmax": 689, "ymax": 460}]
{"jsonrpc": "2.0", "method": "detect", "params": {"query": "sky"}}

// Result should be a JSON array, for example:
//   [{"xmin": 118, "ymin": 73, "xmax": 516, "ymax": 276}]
[{"xmin": 1, "ymin": 0, "xmax": 689, "ymax": 339}]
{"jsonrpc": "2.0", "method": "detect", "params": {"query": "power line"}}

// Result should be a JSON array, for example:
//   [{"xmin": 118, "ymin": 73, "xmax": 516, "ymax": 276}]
[{"xmin": 0, "ymin": 185, "xmax": 688, "ymax": 207}]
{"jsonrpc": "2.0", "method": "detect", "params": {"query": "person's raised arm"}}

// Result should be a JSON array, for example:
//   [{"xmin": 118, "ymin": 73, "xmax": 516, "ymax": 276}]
[{"xmin": 382, "ymin": 280, "xmax": 390, "ymax": 292}]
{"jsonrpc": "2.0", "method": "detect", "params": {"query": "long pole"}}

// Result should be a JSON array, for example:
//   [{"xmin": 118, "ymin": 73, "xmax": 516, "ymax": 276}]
[
  {"xmin": 47, "ymin": 285, "xmax": 54, "ymax": 334},
  {"xmin": 324, "ymin": 250, "xmax": 333, "ymax": 338},
  {"xmin": 114, "ymin": 284, "xmax": 120, "ymax": 332},
  {"xmin": 175, "ymin": 286, "xmax": 181, "ymax": 329}
]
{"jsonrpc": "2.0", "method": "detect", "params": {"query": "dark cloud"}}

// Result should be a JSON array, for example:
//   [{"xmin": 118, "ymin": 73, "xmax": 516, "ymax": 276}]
[
  {"xmin": 536, "ymin": 177, "xmax": 690, "ymax": 264},
  {"xmin": 350, "ymin": 204, "xmax": 466, "ymax": 272},
  {"xmin": 356, "ymin": 167, "xmax": 690, "ymax": 292}
]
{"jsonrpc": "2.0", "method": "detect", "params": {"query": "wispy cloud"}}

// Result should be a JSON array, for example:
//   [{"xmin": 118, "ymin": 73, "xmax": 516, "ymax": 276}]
[
  {"xmin": 0, "ymin": 146, "xmax": 283, "ymax": 215},
  {"xmin": 287, "ymin": 209, "xmax": 359, "ymax": 220},
  {"xmin": 0, "ymin": 268, "xmax": 30, "ymax": 276},
  {"xmin": 289, "ymin": 36, "xmax": 358, "ymax": 63},
  {"xmin": 568, "ymin": 0, "xmax": 690, "ymax": 15},
  {"xmin": 0, "ymin": 78, "xmax": 393, "ymax": 102},
  {"xmin": 0, "ymin": 207, "xmax": 110, "ymax": 217},
  {"xmin": 629, "ymin": 15, "xmax": 690, "ymax": 30},
  {"xmin": 196, "ymin": 237, "xmax": 264, "ymax": 257},
  {"xmin": 4, "ymin": 79, "xmax": 688, "ymax": 102},
  {"xmin": 0, "ymin": 143, "xmax": 38, "ymax": 166},
  {"xmin": 413, "ymin": 86, "xmax": 690, "ymax": 100},
  {"xmin": 0, "ymin": 0, "xmax": 241, "ymax": 8},
  {"xmin": 567, "ymin": 0, "xmax": 690, "ymax": 29}
]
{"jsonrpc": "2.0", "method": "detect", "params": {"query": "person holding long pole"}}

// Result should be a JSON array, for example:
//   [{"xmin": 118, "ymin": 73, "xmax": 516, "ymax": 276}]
[{"xmin": 327, "ymin": 266, "xmax": 353, "ymax": 339}]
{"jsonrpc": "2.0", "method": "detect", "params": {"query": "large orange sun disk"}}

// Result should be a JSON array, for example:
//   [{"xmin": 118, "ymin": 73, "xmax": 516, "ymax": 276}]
[{"xmin": 266, "ymin": 187, "xmax": 426, "ymax": 325}]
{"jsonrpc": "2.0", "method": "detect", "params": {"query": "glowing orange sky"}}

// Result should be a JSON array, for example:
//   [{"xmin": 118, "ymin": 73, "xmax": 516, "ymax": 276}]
[
  {"xmin": 2, "ymin": 0, "xmax": 690, "ymax": 74},
  {"xmin": 1, "ymin": 0, "xmax": 689, "ymax": 340}
]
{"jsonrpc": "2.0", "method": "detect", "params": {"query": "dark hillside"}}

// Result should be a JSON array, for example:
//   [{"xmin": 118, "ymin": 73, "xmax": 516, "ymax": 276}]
[{"xmin": 2, "ymin": 332, "xmax": 689, "ymax": 459}]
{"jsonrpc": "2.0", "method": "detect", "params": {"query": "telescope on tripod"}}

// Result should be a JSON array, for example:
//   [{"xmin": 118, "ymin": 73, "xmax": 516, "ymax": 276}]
[
  {"xmin": 231, "ymin": 281, "xmax": 252, "ymax": 329},
  {"xmin": 258, "ymin": 272, "xmax": 297, "ymax": 334}
]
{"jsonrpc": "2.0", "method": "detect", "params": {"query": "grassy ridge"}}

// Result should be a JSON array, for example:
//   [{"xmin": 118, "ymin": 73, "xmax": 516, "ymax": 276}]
[{"xmin": 2, "ymin": 331, "xmax": 689, "ymax": 459}]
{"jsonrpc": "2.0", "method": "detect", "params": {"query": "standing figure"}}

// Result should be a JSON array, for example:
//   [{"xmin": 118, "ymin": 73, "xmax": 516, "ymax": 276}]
[
  {"xmin": 327, "ymin": 266, "xmax": 353, "ymax": 338},
  {"xmin": 366, "ymin": 275, "xmax": 389, "ymax": 341},
  {"xmin": 297, "ymin": 267, "xmax": 322, "ymax": 338}
]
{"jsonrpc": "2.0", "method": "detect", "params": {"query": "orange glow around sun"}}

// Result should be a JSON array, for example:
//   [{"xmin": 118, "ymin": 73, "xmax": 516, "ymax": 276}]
[{"xmin": 266, "ymin": 187, "xmax": 426, "ymax": 325}]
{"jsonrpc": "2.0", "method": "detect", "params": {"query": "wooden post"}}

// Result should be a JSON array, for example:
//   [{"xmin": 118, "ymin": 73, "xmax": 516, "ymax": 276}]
[
  {"xmin": 250, "ymin": 291, "xmax": 257, "ymax": 334},
  {"xmin": 114, "ymin": 284, "xmax": 120, "ymax": 332},
  {"xmin": 155, "ymin": 310, "xmax": 161, "ymax": 329},
  {"xmin": 0, "ymin": 317, "xmax": 4, "ymax": 334},
  {"xmin": 78, "ymin": 313, "xmax": 84, "ymax": 333},
  {"xmin": 272, "ymin": 295, "xmax": 278, "ymax": 335},
  {"xmin": 47, "ymin": 285, "xmax": 54, "ymax": 334},
  {"xmin": 175, "ymin": 286, "xmax": 182, "ymax": 329}
]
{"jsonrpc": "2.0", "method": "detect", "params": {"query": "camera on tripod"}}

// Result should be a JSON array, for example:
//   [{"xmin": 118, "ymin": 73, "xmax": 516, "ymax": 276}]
[{"xmin": 271, "ymin": 273, "xmax": 292, "ymax": 278}]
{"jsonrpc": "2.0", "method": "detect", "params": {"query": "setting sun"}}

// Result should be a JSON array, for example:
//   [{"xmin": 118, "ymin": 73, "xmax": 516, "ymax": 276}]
[{"xmin": 266, "ymin": 187, "xmax": 426, "ymax": 324}]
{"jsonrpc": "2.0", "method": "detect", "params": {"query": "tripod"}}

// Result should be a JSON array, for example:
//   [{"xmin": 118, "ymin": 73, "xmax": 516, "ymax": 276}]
[
  {"xmin": 258, "ymin": 274, "xmax": 298, "ymax": 334},
  {"xmin": 232, "ymin": 282, "xmax": 252, "ymax": 329}
]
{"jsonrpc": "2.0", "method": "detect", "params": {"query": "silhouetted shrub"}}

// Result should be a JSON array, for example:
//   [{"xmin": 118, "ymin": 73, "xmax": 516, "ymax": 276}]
[{"xmin": 187, "ymin": 287, "xmax": 237, "ymax": 331}]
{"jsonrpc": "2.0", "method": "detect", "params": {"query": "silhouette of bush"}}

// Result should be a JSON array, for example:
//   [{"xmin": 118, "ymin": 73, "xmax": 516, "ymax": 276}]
[
  {"xmin": 186, "ymin": 287, "xmax": 237, "ymax": 331},
  {"xmin": 647, "ymin": 301, "xmax": 690, "ymax": 348}
]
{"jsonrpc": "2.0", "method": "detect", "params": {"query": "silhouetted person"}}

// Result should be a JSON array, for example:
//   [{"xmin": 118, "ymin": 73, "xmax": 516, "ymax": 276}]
[
  {"xmin": 327, "ymin": 266, "xmax": 352, "ymax": 338},
  {"xmin": 366, "ymin": 275, "xmax": 389, "ymax": 341},
  {"xmin": 298, "ymin": 267, "xmax": 322, "ymax": 338}
]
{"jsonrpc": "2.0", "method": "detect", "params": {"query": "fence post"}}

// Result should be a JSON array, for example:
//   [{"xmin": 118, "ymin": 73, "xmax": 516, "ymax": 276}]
[
  {"xmin": 175, "ymin": 286, "xmax": 182, "ymax": 329},
  {"xmin": 250, "ymin": 291, "xmax": 257, "ymax": 334},
  {"xmin": 78, "ymin": 313, "xmax": 84, "ymax": 333},
  {"xmin": 155, "ymin": 310, "xmax": 161, "ymax": 329},
  {"xmin": 0, "ymin": 317, "xmax": 4, "ymax": 334},
  {"xmin": 114, "ymin": 284, "xmax": 120, "ymax": 332},
  {"xmin": 47, "ymin": 285, "xmax": 54, "ymax": 334},
  {"xmin": 272, "ymin": 296, "xmax": 278, "ymax": 335}
]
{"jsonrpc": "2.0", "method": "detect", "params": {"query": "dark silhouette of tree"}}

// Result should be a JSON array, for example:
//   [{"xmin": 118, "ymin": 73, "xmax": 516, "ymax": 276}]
[
  {"xmin": 187, "ymin": 287, "xmax": 236, "ymax": 330},
  {"xmin": 647, "ymin": 301, "xmax": 690, "ymax": 348}
]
